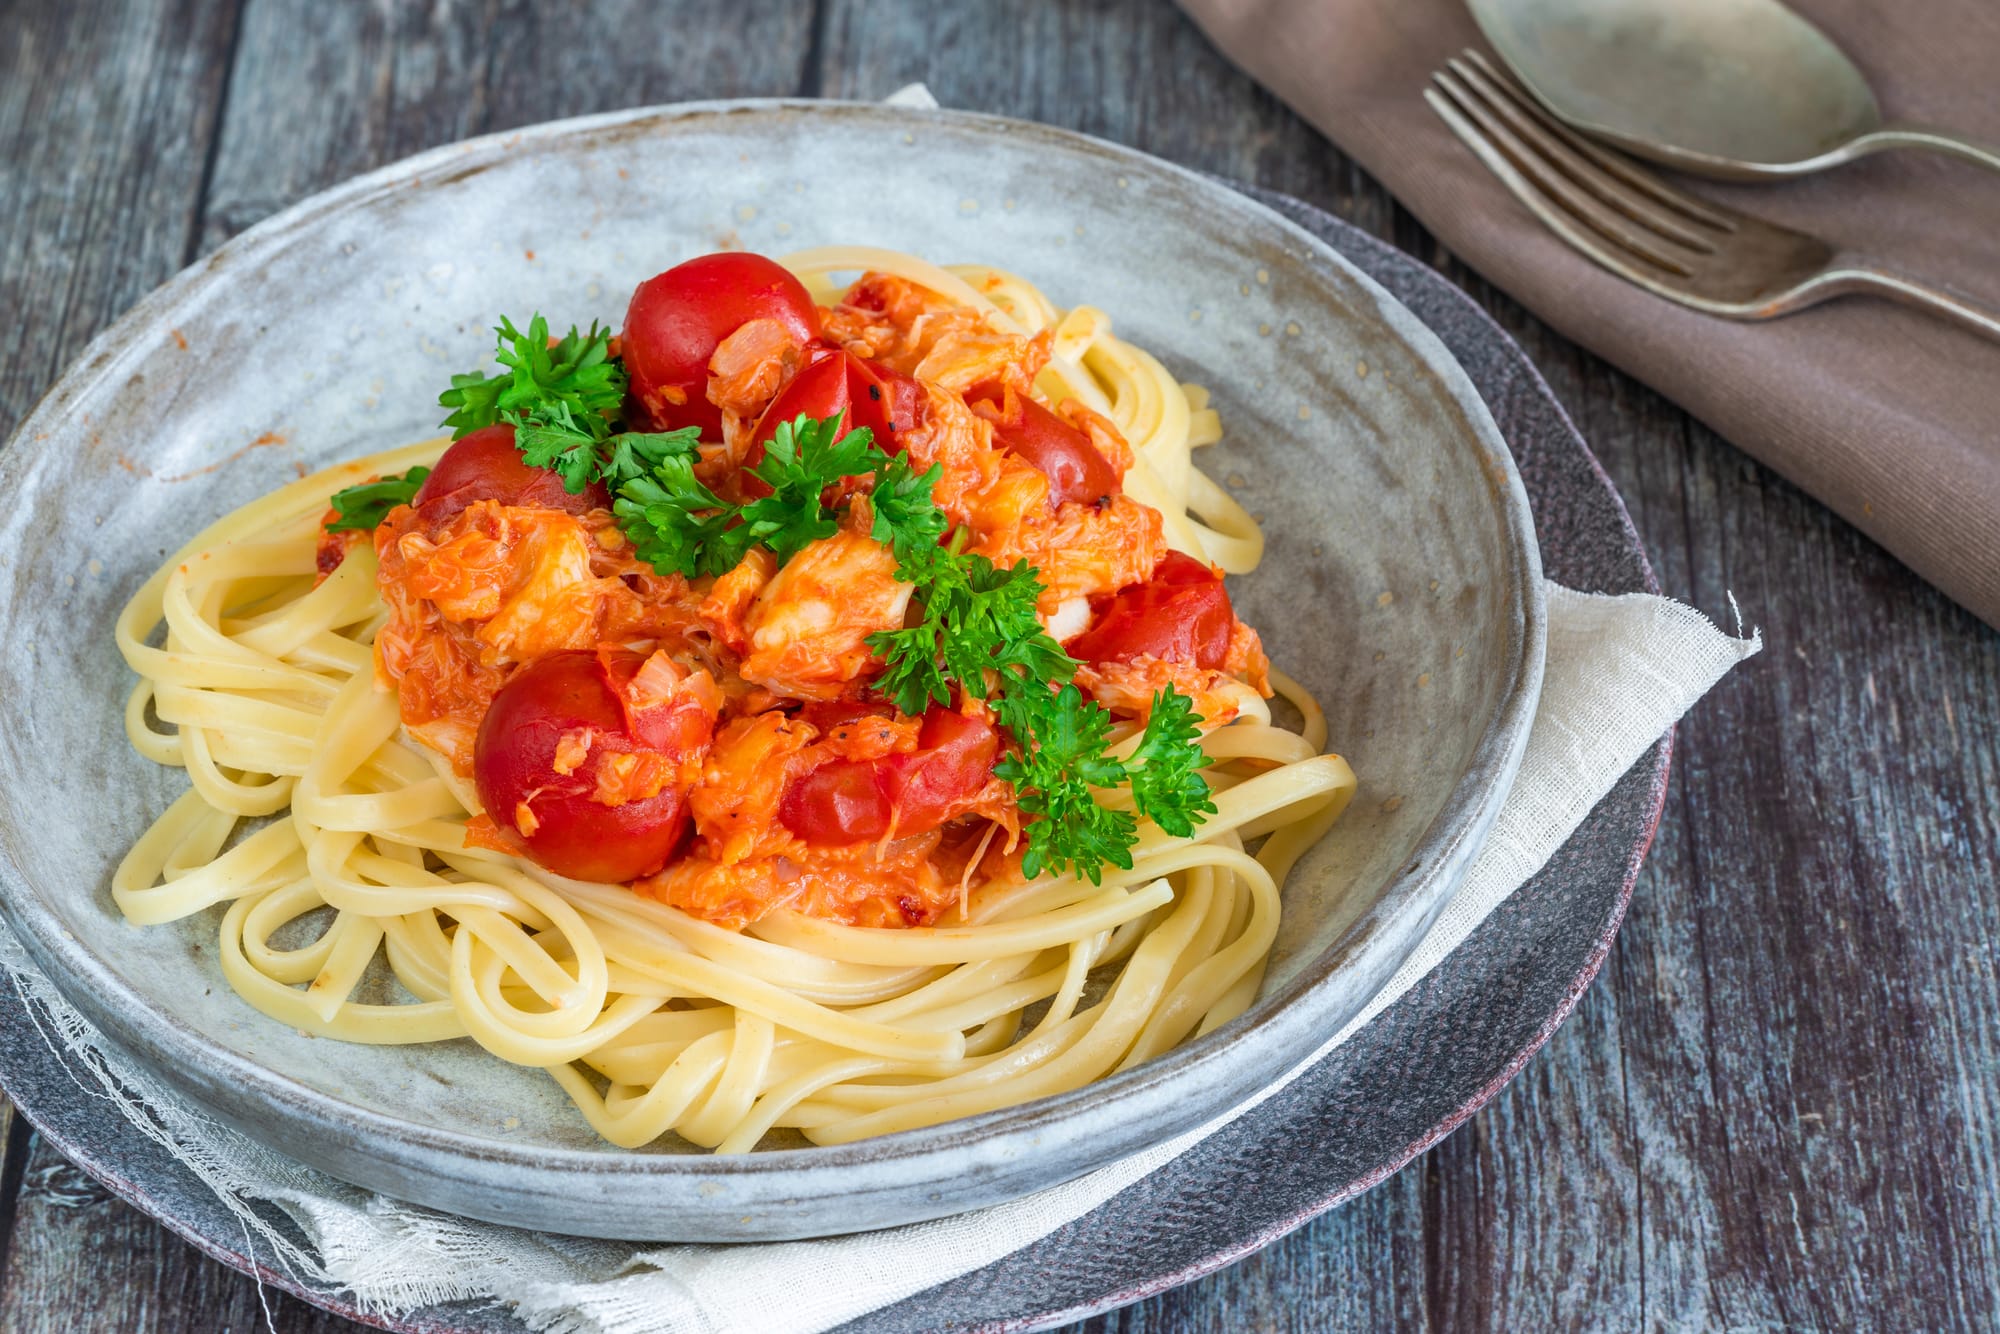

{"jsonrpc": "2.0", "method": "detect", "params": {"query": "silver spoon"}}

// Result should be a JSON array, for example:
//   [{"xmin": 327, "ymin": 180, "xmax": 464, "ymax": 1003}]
[{"xmin": 1467, "ymin": 0, "xmax": 2000, "ymax": 181}]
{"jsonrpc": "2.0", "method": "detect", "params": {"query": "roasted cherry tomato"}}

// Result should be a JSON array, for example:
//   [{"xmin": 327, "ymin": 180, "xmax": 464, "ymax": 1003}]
[
  {"xmin": 473, "ymin": 650, "xmax": 714, "ymax": 882},
  {"xmin": 779, "ymin": 708, "xmax": 998, "ymax": 848},
  {"xmin": 966, "ymin": 381, "xmax": 1120, "ymax": 508},
  {"xmin": 1067, "ymin": 551, "xmax": 1235, "ymax": 670},
  {"xmin": 747, "ymin": 348, "xmax": 922, "ymax": 463},
  {"xmin": 622, "ymin": 252, "xmax": 822, "ymax": 439},
  {"xmin": 410, "ymin": 424, "xmax": 609, "ymax": 525}
]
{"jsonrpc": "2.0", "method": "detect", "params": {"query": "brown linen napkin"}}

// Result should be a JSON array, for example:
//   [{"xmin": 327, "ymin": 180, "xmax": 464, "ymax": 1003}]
[{"xmin": 1181, "ymin": 0, "xmax": 2000, "ymax": 629}]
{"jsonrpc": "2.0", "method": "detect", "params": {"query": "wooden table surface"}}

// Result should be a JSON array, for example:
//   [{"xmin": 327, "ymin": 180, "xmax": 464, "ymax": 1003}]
[{"xmin": 3, "ymin": 1, "xmax": 1996, "ymax": 1330}]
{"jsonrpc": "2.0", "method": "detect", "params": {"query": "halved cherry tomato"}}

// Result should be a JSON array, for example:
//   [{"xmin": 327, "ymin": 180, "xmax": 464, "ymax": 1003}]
[
  {"xmin": 966, "ymin": 381, "xmax": 1120, "ymax": 508},
  {"xmin": 1067, "ymin": 551, "xmax": 1235, "ymax": 669},
  {"xmin": 473, "ymin": 650, "xmax": 714, "ymax": 882},
  {"xmin": 747, "ymin": 348, "xmax": 923, "ymax": 464},
  {"xmin": 623, "ymin": 252, "xmax": 822, "ymax": 439},
  {"xmin": 411, "ymin": 424, "xmax": 609, "ymax": 525},
  {"xmin": 779, "ymin": 708, "xmax": 998, "ymax": 847}
]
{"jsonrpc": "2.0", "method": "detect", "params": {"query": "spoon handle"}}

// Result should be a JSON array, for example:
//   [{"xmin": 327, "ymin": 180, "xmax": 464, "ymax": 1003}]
[
  {"xmin": 1861, "ymin": 121, "xmax": 2000, "ymax": 177},
  {"xmin": 1821, "ymin": 258, "xmax": 2000, "ymax": 344}
]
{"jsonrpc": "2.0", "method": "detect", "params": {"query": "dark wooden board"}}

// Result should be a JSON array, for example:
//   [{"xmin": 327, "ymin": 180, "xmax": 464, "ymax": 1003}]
[{"xmin": 1, "ymin": 0, "xmax": 1995, "ymax": 1330}]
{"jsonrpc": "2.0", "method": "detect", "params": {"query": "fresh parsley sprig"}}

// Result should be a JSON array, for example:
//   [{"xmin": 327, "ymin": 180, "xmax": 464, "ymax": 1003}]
[
  {"xmin": 611, "ymin": 442, "xmax": 740, "ymax": 578},
  {"xmin": 439, "ymin": 310, "xmax": 711, "ymax": 497},
  {"xmin": 993, "ymin": 681, "xmax": 1142, "ymax": 882},
  {"xmin": 858, "ymin": 453, "xmax": 1215, "ymax": 881},
  {"xmin": 993, "ymin": 682, "xmax": 1219, "ymax": 882},
  {"xmin": 510, "ymin": 400, "xmax": 615, "ymax": 492},
  {"xmin": 605, "ymin": 413, "xmax": 902, "ymax": 578},
  {"xmin": 1122, "ymin": 687, "xmax": 1219, "ymax": 838},
  {"xmin": 325, "ymin": 466, "xmax": 432, "ymax": 532},
  {"xmin": 439, "ymin": 315, "xmax": 625, "ymax": 440},
  {"xmin": 422, "ymin": 308, "xmax": 1220, "ymax": 881},
  {"xmin": 736, "ymin": 414, "xmax": 891, "ymax": 565},
  {"xmin": 867, "ymin": 553, "xmax": 1067, "ymax": 716}
]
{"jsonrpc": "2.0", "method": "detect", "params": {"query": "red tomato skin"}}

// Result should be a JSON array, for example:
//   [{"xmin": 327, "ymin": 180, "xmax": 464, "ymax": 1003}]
[
  {"xmin": 623, "ymin": 253, "xmax": 822, "ymax": 438},
  {"xmin": 779, "ymin": 709, "xmax": 999, "ymax": 848},
  {"xmin": 1067, "ymin": 551, "xmax": 1235, "ymax": 669},
  {"xmin": 966, "ymin": 381, "xmax": 1120, "ymax": 508},
  {"xmin": 852, "ymin": 357, "xmax": 926, "ymax": 443},
  {"xmin": 593, "ymin": 648, "xmax": 719, "ymax": 754},
  {"xmin": 1148, "ymin": 550, "xmax": 1221, "ymax": 587},
  {"xmin": 781, "ymin": 759, "xmax": 892, "ymax": 846},
  {"xmin": 746, "ymin": 349, "xmax": 919, "ymax": 465},
  {"xmin": 411, "ymin": 425, "xmax": 609, "ymax": 524},
  {"xmin": 473, "ymin": 651, "xmax": 701, "ymax": 883}
]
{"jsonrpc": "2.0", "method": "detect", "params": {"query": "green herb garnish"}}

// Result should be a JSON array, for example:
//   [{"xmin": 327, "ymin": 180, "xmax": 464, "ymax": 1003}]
[
  {"xmin": 438, "ymin": 315, "xmax": 626, "ymax": 441},
  {"xmin": 325, "ymin": 466, "xmax": 431, "ymax": 532},
  {"xmin": 428, "ymin": 314, "xmax": 1218, "ymax": 881}
]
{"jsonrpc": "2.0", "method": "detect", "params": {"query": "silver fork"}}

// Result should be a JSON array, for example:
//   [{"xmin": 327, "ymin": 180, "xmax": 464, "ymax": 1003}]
[{"xmin": 1426, "ymin": 50, "xmax": 2000, "ymax": 343}]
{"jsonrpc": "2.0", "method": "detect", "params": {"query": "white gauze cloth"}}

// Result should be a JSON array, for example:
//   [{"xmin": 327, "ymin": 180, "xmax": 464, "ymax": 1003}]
[{"xmin": 0, "ymin": 585, "xmax": 1755, "ymax": 1333}]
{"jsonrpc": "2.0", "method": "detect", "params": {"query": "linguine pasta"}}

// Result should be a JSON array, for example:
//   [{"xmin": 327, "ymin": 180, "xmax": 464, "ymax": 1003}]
[{"xmin": 112, "ymin": 250, "xmax": 1356, "ymax": 1151}]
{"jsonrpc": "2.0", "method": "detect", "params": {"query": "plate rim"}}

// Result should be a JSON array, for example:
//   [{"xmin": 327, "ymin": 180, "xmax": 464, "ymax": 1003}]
[
  {"xmin": 0, "ymin": 99, "xmax": 1547, "ymax": 1228},
  {"xmin": 0, "ymin": 179, "xmax": 1638, "ymax": 1334}
]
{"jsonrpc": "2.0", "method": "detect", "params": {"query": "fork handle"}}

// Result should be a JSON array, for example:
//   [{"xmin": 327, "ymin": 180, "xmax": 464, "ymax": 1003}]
[
  {"xmin": 1858, "ymin": 121, "xmax": 2000, "ymax": 177},
  {"xmin": 1817, "ymin": 260, "xmax": 2000, "ymax": 344}
]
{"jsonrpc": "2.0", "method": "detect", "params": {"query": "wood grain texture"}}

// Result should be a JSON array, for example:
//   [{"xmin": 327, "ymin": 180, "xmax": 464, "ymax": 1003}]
[
  {"xmin": 2, "ymin": 0, "xmax": 1996, "ymax": 1330},
  {"xmin": 198, "ymin": 0, "xmax": 819, "ymax": 253},
  {"xmin": 0, "ymin": 1095, "xmax": 23, "ymax": 1299},
  {"xmin": 0, "ymin": 0, "xmax": 241, "ymax": 440},
  {"xmin": 0, "ymin": 1129, "xmax": 359, "ymax": 1334}
]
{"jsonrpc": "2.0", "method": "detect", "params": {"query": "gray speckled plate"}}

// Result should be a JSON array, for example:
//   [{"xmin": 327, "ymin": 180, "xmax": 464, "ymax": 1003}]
[
  {"xmin": 0, "ymin": 184, "xmax": 1651, "ymax": 1334},
  {"xmin": 0, "ymin": 102, "xmax": 1544, "ymax": 1241}
]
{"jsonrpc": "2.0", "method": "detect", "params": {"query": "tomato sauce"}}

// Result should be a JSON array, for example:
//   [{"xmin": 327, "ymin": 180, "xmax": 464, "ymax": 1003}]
[{"xmin": 361, "ymin": 263, "xmax": 1269, "ymax": 928}]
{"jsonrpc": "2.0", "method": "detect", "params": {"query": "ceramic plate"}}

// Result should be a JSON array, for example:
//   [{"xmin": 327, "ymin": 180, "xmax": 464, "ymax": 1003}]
[
  {"xmin": 0, "ymin": 186, "xmax": 1641, "ymax": 1332},
  {"xmin": 0, "ymin": 103, "xmax": 1544, "ymax": 1240}
]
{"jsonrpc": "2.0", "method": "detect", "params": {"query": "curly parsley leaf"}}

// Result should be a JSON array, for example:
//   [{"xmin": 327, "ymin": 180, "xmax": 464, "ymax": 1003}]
[
  {"xmin": 1125, "ymin": 687, "xmax": 1218, "ymax": 837},
  {"xmin": 852, "ymin": 434, "xmax": 1214, "ymax": 880},
  {"xmin": 612, "ymin": 450, "xmax": 733, "ymax": 578},
  {"xmin": 867, "ymin": 624, "xmax": 955, "ymax": 716},
  {"xmin": 730, "ymin": 414, "xmax": 885, "ymax": 564},
  {"xmin": 866, "ymin": 543, "xmax": 1075, "ymax": 717},
  {"xmin": 762, "ymin": 412, "xmax": 885, "ymax": 493},
  {"xmin": 993, "ymin": 681, "xmax": 1139, "ymax": 883},
  {"xmin": 864, "ymin": 556, "xmax": 1055, "ymax": 715},
  {"xmin": 944, "ymin": 558, "xmax": 1067, "ymax": 684},
  {"xmin": 326, "ymin": 466, "xmax": 432, "ymax": 532},
  {"xmin": 604, "ymin": 427, "xmax": 704, "ymax": 491},
  {"xmin": 991, "ymin": 680, "xmax": 1215, "ymax": 879},
  {"xmin": 509, "ymin": 402, "xmax": 607, "ymax": 493},
  {"xmin": 439, "ymin": 315, "xmax": 625, "ymax": 440},
  {"xmin": 869, "ymin": 453, "xmax": 949, "ymax": 571}
]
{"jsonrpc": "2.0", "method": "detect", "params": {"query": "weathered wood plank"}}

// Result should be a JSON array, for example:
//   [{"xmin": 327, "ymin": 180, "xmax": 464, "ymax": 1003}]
[
  {"xmin": 1618, "ymin": 433, "xmax": 2000, "ymax": 1331},
  {"xmin": 197, "ymin": 0, "xmax": 822, "ymax": 253},
  {"xmin": 0, "ymin": 1094, "xmax": 22, "ymax": 1301},
  {"xmin": 4, "ymin": 0, "xmax": 1998, "ymax": 1330},
  {"xmin": 0, "ymin": 0, "xmax": 243, "ymax": 440},
  {"xmin": 1364, "ymin": 157, "xmax": 2000, "ymax": 1334},
  {"xmin": 0, "ymin": 1129, "xmax": 357, "ymax": 1334}
]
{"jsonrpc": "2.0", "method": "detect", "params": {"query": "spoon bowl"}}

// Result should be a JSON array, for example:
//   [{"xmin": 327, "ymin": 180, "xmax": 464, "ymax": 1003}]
[{"xmin": 1469, "ymin": 0, "xmax": 2000, "ymax": 180}]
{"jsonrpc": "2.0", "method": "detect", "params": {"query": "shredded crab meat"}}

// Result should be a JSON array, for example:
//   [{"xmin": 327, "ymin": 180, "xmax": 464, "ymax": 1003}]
[
  {"xmin": 740, "ymin": 529, "xmax": 913, "ymax": 700},
  {"xmin": 364, "ymin": 266, "xmax": 1277, "ymax": 930},
  {"xmin": 1074, "ymin": 656, "xmax": 1247, "ymax": 726},
  {"xmin": 706, "ymin": 316, "xmax": 808, "ymax": 420},
  {"xmin": 552, "ymin": 728, "xmax": 593, "ymax": 775}
]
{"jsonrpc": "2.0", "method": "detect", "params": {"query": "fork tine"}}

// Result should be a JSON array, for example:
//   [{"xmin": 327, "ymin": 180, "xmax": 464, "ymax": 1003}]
[
  {"xmin": 1460, "ymin": 50, "xmax": 1738, "ymax": 233},
  {"xmin": 1445, "ymin": 56, "xmax": 1724, "ymax": 253},
  {"xmin": 1430, "ymin": 67, "xmax": 1697, "ymax": 276},
  {"xmin": 1422, "ymin": 84, "xmax": 1685, "ymax": 289}
]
